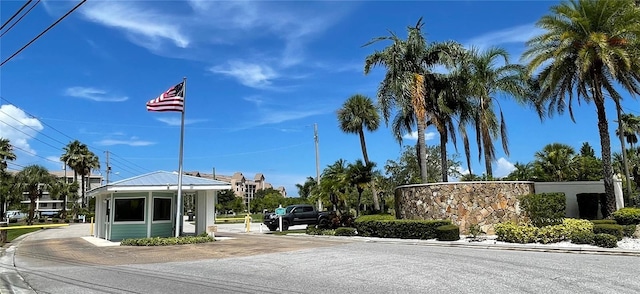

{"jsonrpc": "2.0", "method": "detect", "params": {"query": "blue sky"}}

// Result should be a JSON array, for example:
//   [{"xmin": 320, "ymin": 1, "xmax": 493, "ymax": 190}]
[{"xmin": 1, "ymin": 0, "xmax": 637, "ymax": 196}]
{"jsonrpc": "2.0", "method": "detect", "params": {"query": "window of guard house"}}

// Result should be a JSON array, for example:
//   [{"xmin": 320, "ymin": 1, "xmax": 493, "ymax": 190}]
[
  {"xmin": 153, "ymin": 198, "xmax": 172, "ymax": 221},
  {"xmin": 114, "ymin": 198, "xmax": 145, "ymax": 222}
]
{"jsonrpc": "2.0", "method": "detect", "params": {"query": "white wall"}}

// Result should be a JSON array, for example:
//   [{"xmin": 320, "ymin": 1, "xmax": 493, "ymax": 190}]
[{"xmin": 534, "ymin": 178, "xmax": 624, "ymax": 218}]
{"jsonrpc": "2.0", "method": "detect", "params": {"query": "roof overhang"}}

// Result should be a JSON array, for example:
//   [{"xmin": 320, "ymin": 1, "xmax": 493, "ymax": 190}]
[{"xmin": 87, "ymin": 184, "xmax": 232, "ymax": 197}]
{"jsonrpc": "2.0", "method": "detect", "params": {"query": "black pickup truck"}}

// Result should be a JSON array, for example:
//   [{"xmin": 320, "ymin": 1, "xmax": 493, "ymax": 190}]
[{"xmin": 263, "ymin": 204, "xmax": 329, "ymax": 231}]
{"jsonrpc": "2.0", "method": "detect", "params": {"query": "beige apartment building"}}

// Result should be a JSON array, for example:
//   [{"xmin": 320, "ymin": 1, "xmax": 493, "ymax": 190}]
[{"xmin": 184, "ymin": 171, "xmax": 286, "ymax": 206}]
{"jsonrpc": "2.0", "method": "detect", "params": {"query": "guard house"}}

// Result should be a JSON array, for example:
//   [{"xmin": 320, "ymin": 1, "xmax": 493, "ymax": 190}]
[{"xmin": 87, "ymin": 171, "xmax": 231, "ymax": 241}]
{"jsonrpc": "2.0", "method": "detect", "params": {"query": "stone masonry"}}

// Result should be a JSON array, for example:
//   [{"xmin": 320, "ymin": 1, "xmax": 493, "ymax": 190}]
[{"xmin": 395, "ymin": 181, "xmax": 535, "ymax": 234}]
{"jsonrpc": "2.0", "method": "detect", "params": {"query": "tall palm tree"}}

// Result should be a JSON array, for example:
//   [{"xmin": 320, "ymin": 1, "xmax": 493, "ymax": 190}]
[
  {"xmin": 14, "ymin": 165, "xmax": 55, "ymax": 225},
  {"xmin": 523, "ymin": 0, "xmax": 640, "ymax": 216},
  {"xmin": 61, "ymin": 140, "xmax": 100, "ymax": 208},
  {"xmin": 347, "ymin": 159, "xmax": 375, "ymax": 217},
  {"xmin": 364, "ymin": 17, "xmax": 462, "ymax": 183},
  {"xmin": 337, "ymin": 94, "xmax": 381, "ymax": 209},
  {"xmin": 617, "ymin": 114, "xmax": 640, "ymax": 149},
  {"xmin": 0, "ymin": 138, "xmax": 16, "ymax": 171},
  {"xmin": 78, "ymin": 152, "xmax": 100, "ymax": 208},
  {"xmin": 533, "ymin": 143, "xmax": 577, "ymax": 182},
  {"xmin": 461, "ymin": 47, "xmax": 533, "ymax": 178}
]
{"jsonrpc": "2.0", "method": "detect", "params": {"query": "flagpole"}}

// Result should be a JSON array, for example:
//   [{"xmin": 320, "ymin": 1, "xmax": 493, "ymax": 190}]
[{"xmin": 175, "ymin": 76, "xmax": 186, "ymax": 237}]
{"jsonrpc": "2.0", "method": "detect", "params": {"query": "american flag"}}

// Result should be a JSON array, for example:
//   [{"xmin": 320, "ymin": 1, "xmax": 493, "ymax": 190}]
[{"xmin": 146, "ymin": 82, "xmax": 184, "ymax": 112}]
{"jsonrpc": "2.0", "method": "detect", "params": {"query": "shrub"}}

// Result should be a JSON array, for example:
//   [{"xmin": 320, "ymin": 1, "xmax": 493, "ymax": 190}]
[
  {"xmin": 612, "ymin": 207, "xmax": 640, "ymax": 225},
  {"xmin": 518, "ymin": 193, "xmax": 566, "ymax": 227},
  {"xmin": 120, "ymin": 235, "xmax": 214, "ymax": 246},
  {"xmin": 591, "ymin": 234, "xmax": 618, "ymax": 248},
  {"xmin": 355, "ymin": 214, "xmax": 396, "ymax": 222},
  {"xmin": 571, "ymin": 231, "xmax": 595, "ymax": 245},
  {"xmin": 622, "ymin": 225, "xmax": 636, "ymax": 238},
  {"xmin": 436, "ymin": 225, "xmax": 460, "ymax": 241},
  {"xmin": 64, "ymin": 219, "xmax": 70, "ymax": 223},
  {"xmin": 494, "ymin": 222, "xmax": 538, "ymax": 243},
  {"xmin": 38, "ymin": 218, "xmax": 45, "ymax": 223},
  {"xmin": 562, "ymin": 218, "xmax": 593, "ymax": 239},
  {"xmin": 591, "ymin": 219, "xmax": 617, "ymax": 225},
  {"xmin": 576, "ymin": 193, "xmax": 601, "ymax": 220},
  {"xmin": 306, "ymin": 225, "xmax": 321, "ymax": 235},
  {"xmin": 467, "ymin": 223, "xmax": 484, "ymax": 238},
  {"xmin": 537, "ymin": 224, "xmax": 568, "ymax": 244},
  {"xmin": 593, "ymin": 224, "xmax": 624, "ymax": 241},
  {"xmin": 354, "ymin": 219, "xmax": 451, "ymax": 239},
  {"xmin": 334, "ymin": 227, "xmax": 357, "ymax": 236}
]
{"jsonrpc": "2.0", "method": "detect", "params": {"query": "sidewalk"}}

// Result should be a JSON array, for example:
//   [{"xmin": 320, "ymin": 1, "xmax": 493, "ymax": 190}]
[{"xmin": 286, "ymin": 234, "xmax": 640, "ymax": 256}]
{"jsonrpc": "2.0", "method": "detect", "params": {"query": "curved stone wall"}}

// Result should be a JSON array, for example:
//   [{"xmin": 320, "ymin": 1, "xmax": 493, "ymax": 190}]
[{"xmin": 394, "ymin": 181, "xmax": 535, "ymax": 234}]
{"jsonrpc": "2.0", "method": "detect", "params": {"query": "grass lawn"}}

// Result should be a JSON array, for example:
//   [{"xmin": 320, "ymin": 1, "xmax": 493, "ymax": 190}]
[{"xmin": 5, "ymin": 227, "xmax": 41, "ymax": 242}]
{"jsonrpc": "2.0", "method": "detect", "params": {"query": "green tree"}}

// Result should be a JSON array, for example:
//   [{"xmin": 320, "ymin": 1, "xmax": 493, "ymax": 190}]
[
  {"xmin": 364, "ymin": 18, "xmax": 461, "ymax": 183},
  {"xmin": 295, "ymin": 177, "xmax": 317, "ymax": 200},
  {"xmin": 61, "ymin": 140, "xmax": 100, "ymax": 208},
  {"xmin": 504, "ymin": 162, "xmax": 535, "ymax": 181},
  {"xmin": 0, "ymin": 138, "xmax": 17, "ymax": 220},
  {"xmin": 47, "ymin": 179, "xmax": 79, "ymax": 219},
  {"xmin": 384, "ymin": 145, "xmax": 462, "ymax": 186},
  {"xmin": 533, "ymin": 143, "xmax": 577, "ymax": 182},
  {"xmin": 337, "ymin": 94, "xmax": 381, "ymax": 210},
  {"xmin": 523, "ymin": 0, "xmax": 640, "ymax": 216},
  {"xmin": 347, "ymin": 159, "xmax": 375, "ymax": 217},
  {"xmin": 253, "ymin": 188, "xmax": 283, "ymax": 200},
  {"xmin": 314, "ymin": 159, "xmax": 351, "ymax": 212},
  {"xmin": 14, "ymin": 165, "xmax": 55, "ymax": 225},
  {"xmin": 461, "ymin": 47, "xmax": 532, "ymax": 178}
]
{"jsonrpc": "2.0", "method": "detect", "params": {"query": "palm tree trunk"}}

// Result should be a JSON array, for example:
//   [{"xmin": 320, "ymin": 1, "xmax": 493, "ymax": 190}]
[
  {"xmin": 594, "ymin": 90, "xmax": 616, "ymax": 218},
  {"xmin": 483, "ymin": 143, "xmax": 493, "ymax": 179},
  {"xmin": 81, "ymin": 174, "xmax": 86, "ymax": 208},
  {"xmin": 439, "ymin": 131, "xmax": 448, "ymax": 182},
  {"xmin": 417, "ymin": 119, "xmax": 429, "ymax": 183},
  {"xmin": 615, "ymin": 98, "xmax": 633, "ymax": 204},
  {"xmin": 28, "ymin": 196, "xmax": 35, "ymax": 225},
  {"xmin": 359, "ymin": 129, "xmax": 380, "ymax": 211}
]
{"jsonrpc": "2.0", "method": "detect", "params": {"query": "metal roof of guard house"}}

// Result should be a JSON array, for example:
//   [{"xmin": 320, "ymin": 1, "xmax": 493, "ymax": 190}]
[{"xmin": 87, "ymin": 170, "xmax": 232, "ymax": 195}]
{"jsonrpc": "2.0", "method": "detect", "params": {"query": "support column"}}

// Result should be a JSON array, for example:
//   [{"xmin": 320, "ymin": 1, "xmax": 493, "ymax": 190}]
[{"xmin": 195, "ymin": 190, "xmax": 216, "ymax": 235}]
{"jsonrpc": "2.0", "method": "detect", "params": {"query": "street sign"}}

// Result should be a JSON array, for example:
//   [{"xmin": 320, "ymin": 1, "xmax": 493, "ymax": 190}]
[{"xmin": 275, "ymin": 207, "xmax": 286, "ymax": 216}]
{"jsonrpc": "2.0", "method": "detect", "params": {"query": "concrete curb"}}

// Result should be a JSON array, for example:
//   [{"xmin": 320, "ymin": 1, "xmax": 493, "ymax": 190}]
[
  {"xmin": 0, "ymin": 243, "xmax": 37, "ymax": 294},
  {"xmin": 285, "ymin": 234, "xmax": 640, "ymax": 257}
]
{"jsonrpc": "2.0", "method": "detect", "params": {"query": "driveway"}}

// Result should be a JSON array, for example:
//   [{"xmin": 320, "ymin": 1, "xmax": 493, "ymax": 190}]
[{"xmin": 12, "ymin": 224, "xmax": 349, "ymax": 267}]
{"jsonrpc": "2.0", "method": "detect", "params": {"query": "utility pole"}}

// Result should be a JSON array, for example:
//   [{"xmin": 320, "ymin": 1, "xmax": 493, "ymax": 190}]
[
  {"xmin": 105, "ymin": 150, "xmax": 111, "ymax": 185},
  {"xmin": 314, "ymin": 123, "xmax": 322, "ymax": 211}
]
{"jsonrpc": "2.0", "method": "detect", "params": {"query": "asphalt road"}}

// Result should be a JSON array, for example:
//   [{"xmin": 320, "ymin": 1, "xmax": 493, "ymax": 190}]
[{"xmin": 8, "ymin": 228, "xmax": 640, "ymax": 294}]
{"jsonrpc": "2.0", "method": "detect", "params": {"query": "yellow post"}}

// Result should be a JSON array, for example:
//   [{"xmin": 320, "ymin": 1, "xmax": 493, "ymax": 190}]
[
  {"xmin": 244, "ymin": 214, "xmax": 251, "ymax": 233},
  {"xmin": 90, "ymin": 217, "xmax": 94, "ymax": 236}
]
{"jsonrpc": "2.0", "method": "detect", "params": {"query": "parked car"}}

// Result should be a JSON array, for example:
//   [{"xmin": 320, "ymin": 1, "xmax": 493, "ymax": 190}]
[
  {"xmin": 263, "ymin": 204, "xmax": 330, "ymax": 231},
  {"xmin": 5, "ymin": 210, "xmax": 27, "ymax": 222}
]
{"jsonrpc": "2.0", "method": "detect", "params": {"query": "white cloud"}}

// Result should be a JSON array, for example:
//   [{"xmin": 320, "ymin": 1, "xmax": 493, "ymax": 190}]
[
  {"xmin": 79, "ymin": 1, "xmax": 189, "ymax": 49},
  {"xmin": 465, "ymin": 24, "xmax": 544, "ymax": 51},
  {"xmin": 43, "ymin": 0, "xmax": 353, "ymax": 87},
  {"xmin": 494, "ymin": 157, "xmax": 516, "ymax": 178},
  {"xmin": 64, "ymin": 87, "xmax": 128, "ymax": 102},
  {"xmin": 0, "ymin": 104, "xmax": 43, "ymax": 154},
  {"xmin": 155, "ymin": 117, "xmax": 207, "ymax": 127},
  {"xmin": 95, "ymin": 139, "xmax": 155, "ymax": 147},
  {"xmin": 243, "ymin": 96, "xmax": 265, "ymax": 106},
  {"xmin": 402, "ymin": 131, "xmax": 437, "ymax": 141},
  {"xmin": 210, "ymin": 61, "xmax": 278, "ymax": 89}
]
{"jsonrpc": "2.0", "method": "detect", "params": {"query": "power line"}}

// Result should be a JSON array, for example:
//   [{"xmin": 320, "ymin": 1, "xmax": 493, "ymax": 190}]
[
  {"xmin": 0, "ymin": 0, "xmax": 32, "ymax": 31},
  {"xmin": 1, "ymin": 0, "xmax": 87, "ymax": 67},
  {"xmin": 0, "ymin": 0, "xmax": 40, "ymax": 38},
  {"xmin": 0, "ymin": 118, "xmax": 63, "ymax": 151},
  {"xmin": 0, "ymin": 106, "xmax": 68, "ymax": 147}
]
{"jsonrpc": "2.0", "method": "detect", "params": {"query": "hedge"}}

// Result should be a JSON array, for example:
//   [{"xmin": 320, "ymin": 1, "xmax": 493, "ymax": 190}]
[
  {"xmin": 612, "ymin": 207, "xmax": 640, "ymax": 225},
  {"xmin": 120, "ymin": 235, "xmax": 214, "ymax": 246},
  {"xmin": 593, "ymin": 224, "xmax": 624, "ymax": 241},
  {"xmin": 354, "ymin": 219, "xmax": 451, "ymax": 239},
  {"xmin": 518, "ymin": 192, "xmax": 566, "ymax": 227},
  {"xmin": 436, "ymin": 225, "xmax": 460, "ymax": 241}
]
